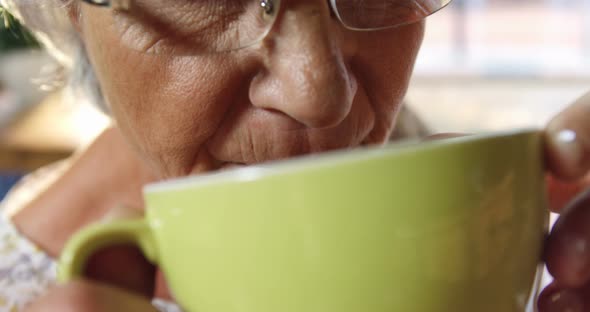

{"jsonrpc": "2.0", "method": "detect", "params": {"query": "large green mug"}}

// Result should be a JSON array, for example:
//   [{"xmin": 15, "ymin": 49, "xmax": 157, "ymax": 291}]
[{"xmin": 59, "ymin": 129, "xmax": 549, "ymax": 312}]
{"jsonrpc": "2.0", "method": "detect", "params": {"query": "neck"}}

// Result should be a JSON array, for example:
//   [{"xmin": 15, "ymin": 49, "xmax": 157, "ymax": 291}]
[{"xmin": 10, "ymin": 127, "xmax": 155, "ymax": 257}]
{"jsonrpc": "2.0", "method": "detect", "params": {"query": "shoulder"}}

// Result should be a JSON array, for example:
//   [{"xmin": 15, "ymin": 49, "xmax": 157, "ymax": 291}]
[{"xmin": 1, "ymin": 159, "xmax": 73, "ymax": 219}]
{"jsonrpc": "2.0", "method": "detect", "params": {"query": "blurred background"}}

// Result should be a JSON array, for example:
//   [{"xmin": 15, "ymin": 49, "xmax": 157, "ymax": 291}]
[
  {"xmin": 407, "ymin": 0, "xmax": 590, "ymax": 132},
  {"xmin": 0, "ymin": 7, "xmax": 109, "ymax": 199}
]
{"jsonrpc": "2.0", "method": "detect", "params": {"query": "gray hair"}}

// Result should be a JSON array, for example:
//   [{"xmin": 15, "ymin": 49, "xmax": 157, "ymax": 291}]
[{"xmin": 0, "ymin": 0, "xmax": 108, "ymax": 113}]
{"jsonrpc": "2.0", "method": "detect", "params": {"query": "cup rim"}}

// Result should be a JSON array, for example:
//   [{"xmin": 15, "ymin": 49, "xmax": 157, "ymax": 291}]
[{"xmin": 144, "ymin": 128, "xmax": 541, "ymax": 194}]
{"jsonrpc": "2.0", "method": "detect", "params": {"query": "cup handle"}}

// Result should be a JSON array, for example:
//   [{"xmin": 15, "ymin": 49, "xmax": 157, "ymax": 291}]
[{"xmin": 58, "ymin": 219, "xmax": 158, "ymax": 283}]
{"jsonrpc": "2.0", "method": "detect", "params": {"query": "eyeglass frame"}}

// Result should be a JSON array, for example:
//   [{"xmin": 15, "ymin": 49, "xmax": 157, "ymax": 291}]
[{"xmin": 79, "ymin": 0, "xmax": 454, "ymax": 32}]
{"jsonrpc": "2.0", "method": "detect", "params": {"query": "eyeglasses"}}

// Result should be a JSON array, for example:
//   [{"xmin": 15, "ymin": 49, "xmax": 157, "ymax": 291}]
[{"xmin": 42, "ymin": 0, "xmax": 453, "ymax": 55}]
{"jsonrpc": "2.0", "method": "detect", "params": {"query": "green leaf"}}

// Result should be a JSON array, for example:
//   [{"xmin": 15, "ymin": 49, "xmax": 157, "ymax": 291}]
[{"xmin": 0, "ymin": 6, "xmax": 39, "ymax": 52}]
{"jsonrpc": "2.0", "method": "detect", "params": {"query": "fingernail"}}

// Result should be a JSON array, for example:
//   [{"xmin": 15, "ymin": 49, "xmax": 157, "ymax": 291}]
[
  {"xmin": 541, "ymin": 289, "xmax": 584, "ymax": 312},
  {"xmin": 549, "ymin": 129, "xmax": 584, "ymax": 176}
]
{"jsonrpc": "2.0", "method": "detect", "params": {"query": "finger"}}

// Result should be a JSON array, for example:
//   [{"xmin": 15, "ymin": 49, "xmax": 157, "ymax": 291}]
[
  {"xmin": 538, "ymin": 281, "xmax": 590, "ymax": 312},
  {"xmin": 85, "ymin": 245, "xmax": 156, "ymax": 297},
  {"xmin": 85, "ymin": 206, "xmax": 156, "ymax": 297},
  {"xmin": 25, "ymin": 279, "xmax": 159, "ymax": 312},
  {"xmin": 544, "ymin": 189, "xmax": 590, "ymax": 288},
  {"xmin": 546, "ymin": 173, "xmax": 590, "ymax": 213},
  {"xmin": 538, "ymin": 282, "xmax": 581, "ymax": 312},
  {"xmin": 538, "ymin": 282, "xmax": 583, "ymax": 312},
  {"xmin": 154, "ymin": 269, "xmax": 174, "ymax": 301},
  {"xmin": 545, "ymin": 91, "xmax": 590, "ymax": 180}
]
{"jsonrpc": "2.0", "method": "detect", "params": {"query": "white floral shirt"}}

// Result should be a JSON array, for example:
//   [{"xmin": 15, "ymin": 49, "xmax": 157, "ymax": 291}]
[{"xmin": 0, "ymin": 215, "xmax": 55, "ymax": 311}]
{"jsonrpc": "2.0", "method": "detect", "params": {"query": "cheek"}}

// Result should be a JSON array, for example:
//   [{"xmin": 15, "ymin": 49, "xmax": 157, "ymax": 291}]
[
  {"xmin": 351, "ymin": 22, "xmax": 425, "ymax": 138},
  {"xmin": 81, "ymin": 10, "xmax": 245, "ymax": 177},
  {"xmin": 355, "ymin": 22, "xmax": 424, "ymax": 103}
]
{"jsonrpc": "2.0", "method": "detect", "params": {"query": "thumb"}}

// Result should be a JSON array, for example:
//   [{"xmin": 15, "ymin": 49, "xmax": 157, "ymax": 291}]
[
  {"xmin": 544, "ymin": 92, "xmax": 590, "ymax": 181},
  {"xmin": 83, "ymin": 205, "xmax": 156, "ymax": 298},
  {"xmin": 544, "ymin": 190, "xmax": 590, "ymax": 288}
]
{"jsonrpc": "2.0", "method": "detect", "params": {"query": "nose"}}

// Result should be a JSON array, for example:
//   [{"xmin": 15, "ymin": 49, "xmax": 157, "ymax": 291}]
[{"xmin": 248, "ymin": 0, "xmax": 357, "ymax": 129}]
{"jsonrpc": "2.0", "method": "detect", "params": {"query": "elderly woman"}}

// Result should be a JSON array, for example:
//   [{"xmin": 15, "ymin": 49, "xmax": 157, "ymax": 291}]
[{"xmin": 0, "ymin": 0, "xmax": 588, "ymax": 311}]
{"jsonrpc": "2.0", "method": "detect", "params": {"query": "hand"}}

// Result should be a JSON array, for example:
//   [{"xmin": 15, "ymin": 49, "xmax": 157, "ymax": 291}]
[
  {"xmin": 25, "ymin": 206, "xmax": 159, "ymax": 312},
  {"xmin": 538, "ymin": 91, "xmax": 590, "ymax": 311},
  {"xmin": 24, "ymin": 280, "xmax": 159, "ymax": 312},
  {"xmin": 10, "ymin": 126, "xmax": 163, "ymax": 310},
  {"xmin": 25, "ymin": 279, "xmax": 159, "ymax": 312}
]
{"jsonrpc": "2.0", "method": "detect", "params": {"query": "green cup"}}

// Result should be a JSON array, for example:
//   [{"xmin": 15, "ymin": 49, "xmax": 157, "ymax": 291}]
[{"xmin": 59, "ymin": 129, "xmax": 549, "ymax": 312}]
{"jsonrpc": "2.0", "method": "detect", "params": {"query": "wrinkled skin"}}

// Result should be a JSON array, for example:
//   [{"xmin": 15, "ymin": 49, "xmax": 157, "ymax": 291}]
[
  {"xmin": 18, "ymin": 1, "xmax": 590, "ymax": 311},
  {"xmin": 81, "ymin": 1, "xmax": 423, "ymax": 178}
]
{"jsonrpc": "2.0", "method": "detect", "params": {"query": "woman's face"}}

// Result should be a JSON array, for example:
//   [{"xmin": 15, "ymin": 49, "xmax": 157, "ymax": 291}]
[{"xmin": 77, "ymin": 0, "xmax": 425, "ymax": 179}]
